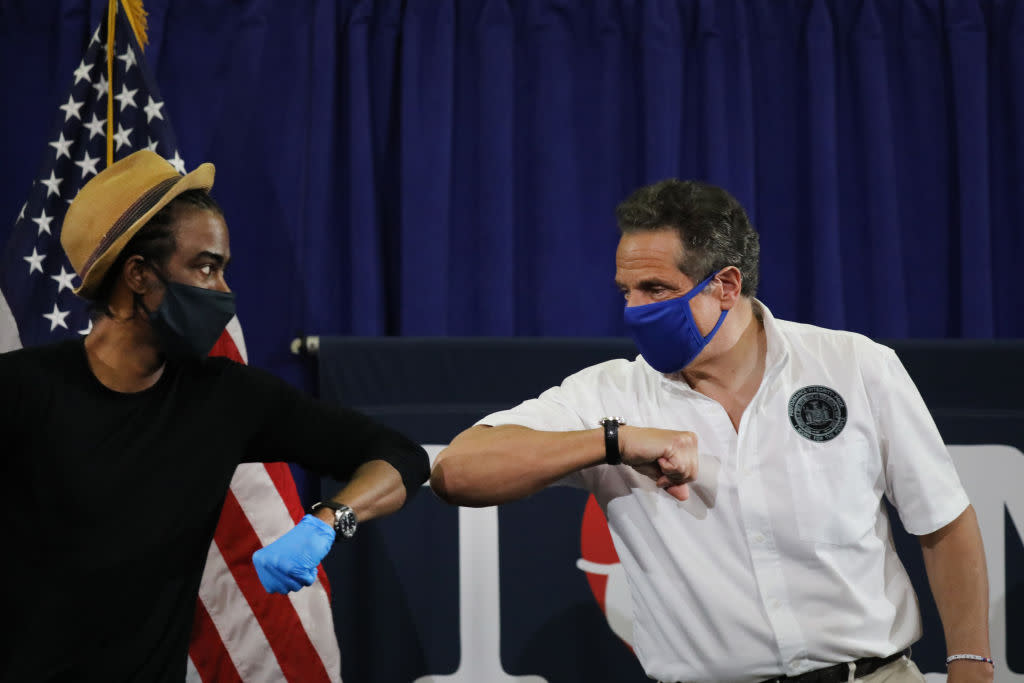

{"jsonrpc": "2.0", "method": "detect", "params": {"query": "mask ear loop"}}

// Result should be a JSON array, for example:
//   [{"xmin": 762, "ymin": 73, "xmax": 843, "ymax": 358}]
[
  {"xmin": 702, "ymin": 308, "xmax": 729, "ymax": 343},
  {"xmin": 688, "ymin": 269, "xmax": 729, "ymax": 343},
  {"xmin": 134, "ymin": 260, "xmax": 168, "ymax": 321},
  {"xmin": 680, "ymin": 269, "xmax": 721, "ymax": 303}
]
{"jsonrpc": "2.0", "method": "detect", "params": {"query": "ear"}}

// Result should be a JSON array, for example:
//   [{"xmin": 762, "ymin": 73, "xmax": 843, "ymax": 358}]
[
  {"xmin": 122, "ymin": 255, "xmax": 153, "ymax": 296},
  {"xmin": 714, "ymin": 266, "xmax": 743, "ymax": 309}
]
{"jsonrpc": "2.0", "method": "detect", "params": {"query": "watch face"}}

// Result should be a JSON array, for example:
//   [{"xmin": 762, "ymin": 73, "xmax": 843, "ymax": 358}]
[{"xmin": 336, "ymin": 506, "xmax": 357, "ymax": 538}]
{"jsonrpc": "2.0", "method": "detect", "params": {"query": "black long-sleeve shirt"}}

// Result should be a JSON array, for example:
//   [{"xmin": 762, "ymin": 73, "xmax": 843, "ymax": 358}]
[{"xmin": 0, "ymin": 339, "xmax": 429, "ymax": 682}]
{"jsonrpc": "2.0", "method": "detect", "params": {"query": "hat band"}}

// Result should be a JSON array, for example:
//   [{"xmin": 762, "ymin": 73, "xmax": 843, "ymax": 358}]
[{"xmin": 82, "ymin": 176, "xmax": 181, "ymax": 276}]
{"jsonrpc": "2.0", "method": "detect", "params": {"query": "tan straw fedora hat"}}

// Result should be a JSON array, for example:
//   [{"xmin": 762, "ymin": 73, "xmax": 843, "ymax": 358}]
[{"xmin": 62, "ymin": 150, "xmax": 215, "ymax": 299}]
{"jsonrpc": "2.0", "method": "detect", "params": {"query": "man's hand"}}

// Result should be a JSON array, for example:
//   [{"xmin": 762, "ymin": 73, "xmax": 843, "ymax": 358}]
[
  {"xmin": 252, "ymin": 514, "xmax": 335, "ymax": 594},
  {"xmin": 618, "ymin": 426, "xmax": 699, "ymax": 501}
]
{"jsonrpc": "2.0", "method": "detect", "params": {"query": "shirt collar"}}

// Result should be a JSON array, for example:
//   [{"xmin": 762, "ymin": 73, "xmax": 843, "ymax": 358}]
[{"xmin": 756, "ymin": 300, "xmax": 790, "ymax": 376}]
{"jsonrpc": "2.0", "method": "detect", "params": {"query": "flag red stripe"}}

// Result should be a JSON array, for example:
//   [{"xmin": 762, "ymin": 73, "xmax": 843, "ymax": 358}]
[
  {"xmin": 209, "ymin": 330, "xmax": 244, "ymax": 364},
  {"xmin": 189, "ymin": 600, "xmax": 245, "ymax": 683},
  {"xmin": 265, "ymin": 461, "xmax": 306, "ymax": 524},
  {"xmin": 215, "ymin": 489, "xmax": 332, "ymax": 683}
]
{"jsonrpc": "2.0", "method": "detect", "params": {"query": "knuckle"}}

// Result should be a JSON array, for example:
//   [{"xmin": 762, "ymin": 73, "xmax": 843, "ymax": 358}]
[{"xmin": 671, "ymin": 432, "xmax": 696, "ymax": 452}]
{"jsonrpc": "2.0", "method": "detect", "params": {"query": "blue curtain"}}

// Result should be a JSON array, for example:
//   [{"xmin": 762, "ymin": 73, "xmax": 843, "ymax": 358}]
[{"xmin": 1, "ymin": 0, "xmax": 1021, "ymax": 393}]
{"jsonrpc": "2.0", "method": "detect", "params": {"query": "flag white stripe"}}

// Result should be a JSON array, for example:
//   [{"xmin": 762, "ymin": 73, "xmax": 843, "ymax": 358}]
[
  {"xmin": 0, "ymin": 289, "xmax": 23, "ymax": 353},
  {"xmin": 198, "ymin": 537, "xmax": 287, "ymax": 683},
  {"xmin": 185, "ymin": 654, "xmax": 202, "ymax": 683},
  {"xmin": 230, "ymin": 463, "xmax": 295, "ymax": 546},
  {"xmin": 225, "ymin": 317, "xmax": 247, "ymax": 363}
]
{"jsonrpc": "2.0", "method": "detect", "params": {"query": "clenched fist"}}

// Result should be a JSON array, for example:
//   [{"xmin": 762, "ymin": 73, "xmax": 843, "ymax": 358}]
[{"xmin": 618, "ymin": 426, "xmax": 699, "ymax": 501}]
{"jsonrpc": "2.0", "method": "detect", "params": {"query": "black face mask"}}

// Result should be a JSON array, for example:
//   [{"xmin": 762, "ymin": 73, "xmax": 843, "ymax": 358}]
[{"xmin": 144, "ymin": 269, "xmax": 236, "ymax": 359}]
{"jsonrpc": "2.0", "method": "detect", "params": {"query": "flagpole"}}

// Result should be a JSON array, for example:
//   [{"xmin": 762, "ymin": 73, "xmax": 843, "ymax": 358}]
[
  {"xmin": 105, "ymin": 0, "xmax": 116, "ymax": 166},
  {"xmin": 104, "ymin": 0, "xmax": 149, "ymax": 166}
]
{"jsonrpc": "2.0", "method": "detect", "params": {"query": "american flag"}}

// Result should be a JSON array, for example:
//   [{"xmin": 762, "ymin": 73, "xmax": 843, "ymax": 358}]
[{"xmin": 0, "ymin": 3, "xmax": 341, "ymax": 681}]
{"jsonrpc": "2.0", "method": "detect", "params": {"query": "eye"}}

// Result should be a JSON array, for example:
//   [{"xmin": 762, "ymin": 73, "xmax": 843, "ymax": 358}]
[{"xmin": 199, "ymin": 264, "xmax": 213, "ymax": 276}]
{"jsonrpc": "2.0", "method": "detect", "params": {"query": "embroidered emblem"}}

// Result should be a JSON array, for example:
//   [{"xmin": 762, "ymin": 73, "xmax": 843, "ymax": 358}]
[{"xmin": 788, "ymin": 385, "xmax": 847, "ymax": 442}]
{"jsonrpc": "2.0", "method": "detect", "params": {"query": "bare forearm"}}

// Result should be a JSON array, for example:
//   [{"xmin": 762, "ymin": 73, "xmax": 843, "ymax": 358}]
[
  {"xmin": 430, "ymin": 424, "xmax": 604, "ymax": 506},
  {"xmin": 919, "ymin": 505, "xmax": 993, "ymax": 682},
  {"xmin": 314, "ymin": 460, "xmax": 407, "ymax": 526}
]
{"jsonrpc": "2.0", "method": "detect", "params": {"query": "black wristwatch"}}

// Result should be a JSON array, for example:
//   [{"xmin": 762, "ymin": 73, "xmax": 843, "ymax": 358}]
[
  {"xmin": 599, "ymin": 417, "xmax": 626, "ymax": 465},
  {"xmin": 310, "ymin": 501, "xmax": 358, "ymax": 539}
]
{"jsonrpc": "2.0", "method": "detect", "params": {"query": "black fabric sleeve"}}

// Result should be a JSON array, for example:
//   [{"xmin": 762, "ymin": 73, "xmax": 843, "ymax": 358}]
[{"xmin": 223, "ymin": 361, "xmax": 429, "ymax": 501}]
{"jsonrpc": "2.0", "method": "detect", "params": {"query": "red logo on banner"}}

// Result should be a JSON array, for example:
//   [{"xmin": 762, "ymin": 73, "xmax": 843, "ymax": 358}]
[{"xmin": 576, "ymin": 494, "xmax": 634, "ymax": 648}]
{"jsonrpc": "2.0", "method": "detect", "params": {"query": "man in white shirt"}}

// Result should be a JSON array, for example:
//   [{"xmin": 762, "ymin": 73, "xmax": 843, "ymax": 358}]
[{"xmin": 430, "ymin": 180, "xmax": 993, "ymax": 683}]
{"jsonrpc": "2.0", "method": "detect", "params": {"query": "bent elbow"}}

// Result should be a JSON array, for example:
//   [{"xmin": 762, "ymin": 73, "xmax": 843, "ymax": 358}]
[
  {"xmin": 429, "ymin": 453, "xmax": 496, "ymax": 507},
  {"xmin": 429, "ymin": 457, "xmax": 464, "ymax": 505}
]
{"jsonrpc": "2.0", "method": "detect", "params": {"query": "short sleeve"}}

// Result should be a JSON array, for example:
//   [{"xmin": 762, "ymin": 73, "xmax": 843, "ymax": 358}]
[
  {"xmin": 477, "ymin": 387, "xmax": 591, "ymax": 432},
  {"xmin": 872, "ymin": 347, "xmax": 970, "ymax": 535}
]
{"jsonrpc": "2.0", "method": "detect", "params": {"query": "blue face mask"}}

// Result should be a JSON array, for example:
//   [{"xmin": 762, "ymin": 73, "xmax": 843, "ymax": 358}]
[{"xmin": 622, "ymin": 270, "xmax": 728, "ymax": 374}]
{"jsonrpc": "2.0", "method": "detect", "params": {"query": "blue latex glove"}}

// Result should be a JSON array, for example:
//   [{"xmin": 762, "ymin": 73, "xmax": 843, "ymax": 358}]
[{"xmin": 253, "ymin": 514, "xmax": 335, "ymax": 594}]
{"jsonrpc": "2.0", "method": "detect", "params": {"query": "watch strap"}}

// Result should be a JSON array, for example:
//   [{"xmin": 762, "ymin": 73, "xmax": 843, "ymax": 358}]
[
  {"xmin": 310, "ymin": 500, "xmax": 343, "ymax": 514},
  {"xmin": 600, "ymin": 417, "xmax": 625, "ymax": 465}
]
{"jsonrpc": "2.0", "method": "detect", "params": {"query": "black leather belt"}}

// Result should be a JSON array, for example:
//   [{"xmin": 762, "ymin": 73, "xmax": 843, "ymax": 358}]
[{"xmin": 757, "ymin": 649, "xmax": 909, "ymax": 683}]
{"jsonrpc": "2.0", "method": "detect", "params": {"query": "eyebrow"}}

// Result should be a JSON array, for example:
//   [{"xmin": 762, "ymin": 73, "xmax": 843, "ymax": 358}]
[
  {"xmin": 616, "ymin": 277, "xmax": 674, "ymax": 291},
  {"xmin": 193, "ymin": 251, "xmax": 231, "ymax": 267}
]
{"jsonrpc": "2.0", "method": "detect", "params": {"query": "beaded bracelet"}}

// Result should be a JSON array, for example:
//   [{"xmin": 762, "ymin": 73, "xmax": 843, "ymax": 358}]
[{"xmin": 946, "ymin": 654, "xmax": 994, "ymax": 666}]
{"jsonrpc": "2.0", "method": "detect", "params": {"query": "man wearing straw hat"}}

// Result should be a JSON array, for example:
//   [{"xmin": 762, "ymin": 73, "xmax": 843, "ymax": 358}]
[{"xmin": 0, "ymin": 150, "xmax": 429, "ymax": 681}]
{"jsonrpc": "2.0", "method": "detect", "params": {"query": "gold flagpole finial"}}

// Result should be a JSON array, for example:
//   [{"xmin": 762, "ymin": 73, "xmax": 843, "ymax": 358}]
[{"xmin": 120, "ymin": 0, "xmax": 149, "ymax": 50}]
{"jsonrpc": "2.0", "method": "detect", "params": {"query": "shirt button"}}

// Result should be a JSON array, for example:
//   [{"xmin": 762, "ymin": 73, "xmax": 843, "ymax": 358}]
[
  {"xmin": 768, "ymin": 598, "xmax": 782, "ymax": 610},
  {"xmin": 751, "ymin": 533, "xmax": 766, "ymax": 544}
]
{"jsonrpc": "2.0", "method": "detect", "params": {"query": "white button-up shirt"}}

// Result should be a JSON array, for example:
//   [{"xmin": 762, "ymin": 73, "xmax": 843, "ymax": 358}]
[{"xmin": 479, "ymin": 304, "xmax": 969, "ymax": 683}]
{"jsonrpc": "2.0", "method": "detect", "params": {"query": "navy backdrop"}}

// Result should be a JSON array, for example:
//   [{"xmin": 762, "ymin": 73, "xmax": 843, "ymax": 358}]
[{"xmin": 1, "ymin": 0, "xmax": 1022, "ymax": 399}]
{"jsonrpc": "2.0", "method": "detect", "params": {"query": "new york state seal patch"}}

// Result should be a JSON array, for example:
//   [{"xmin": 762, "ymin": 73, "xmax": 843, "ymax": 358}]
[{"xmin": 788, "ymin": 385, "xmax": 848, "ymax": 442}]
